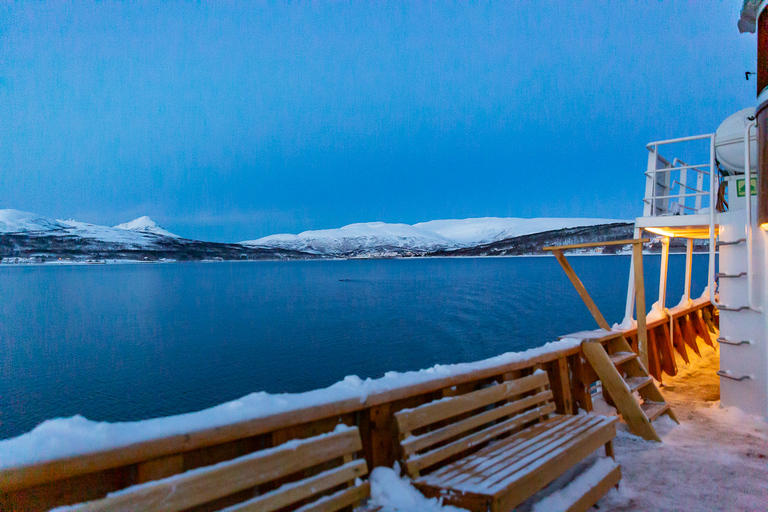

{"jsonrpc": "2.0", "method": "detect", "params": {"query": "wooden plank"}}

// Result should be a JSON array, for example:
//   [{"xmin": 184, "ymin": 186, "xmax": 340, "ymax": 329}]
[
  {"xmin": 395, "ymin": 373, "xmax": 549, "ymax": 433},
  {"xmin": 400, "ymin": 391, "xmax": 553, "ymax": 456},
  {"xmin": 632, "ymin": 242, "xmax": 649, "ymax": 370},
  {"xmin": 293, "ymin": 482, "xmax": 370, "ymax": 512},
  {"xmin": 421, "ymin": 416, "xmax": 574, "ymax": 483},
  {"xmin": 692, "ymin": 311, "xmax": 714, "ymax": 346},
  {"xmin": 582, "ymin": 342, "xmax": 660, "ymax": 442},
  {"xmin": 569, "ymin": 355, "xmax": 592, "ymax": 413},
  {"xmin": 647, "ymin": 327, "xmax": 662, "ymax": 381},
  {"xmin": 368, "ymin": 403, "xmax": 394, "ymax": 469},
  {"xmin": 564, "ymin": 464, "xmax": 622, "ymax": 512},
  {"xmin": 679, "ymin": 316, "xmax": 702, "ymax": 356},
  {"xmin": 403, "ymin": 403, "xmax": 556, "ymax": 475},
  {"xmin": 136, "ymin": 455, "xmax": 184, "ymax": 484},
  {"xmin": 658, "ymin": 322, "xmax": 677, "ymax": 376},
  {"xmin": 672, "ymin": 318, "xmax": 690, "ymax": 363},
  {"xmin": 549, "ymin": 357, "xmax": 573, "ymax": 415},
  {"xmin": 65, "ymin": 428, "xmax": 362, "ymax": 512},
  {"xmin": 223, "ymin": 460, "xmax": 367, "ymax": 512},
  {"xmin": 542, "ymin": 238, "xmax": 650, "ymax": 251},
  {"xmin": 493, "ymin": 421, "xmax": 618, "ymax": 511},
  {"xmin": 550, "ymin": 249, "xmax": 610, "ymax": 330}
]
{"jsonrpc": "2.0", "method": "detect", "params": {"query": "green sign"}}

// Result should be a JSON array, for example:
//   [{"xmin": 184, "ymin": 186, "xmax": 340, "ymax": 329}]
[{"xmin": 736, "ymin": 177, "xmax": 757, "ymax": 197}]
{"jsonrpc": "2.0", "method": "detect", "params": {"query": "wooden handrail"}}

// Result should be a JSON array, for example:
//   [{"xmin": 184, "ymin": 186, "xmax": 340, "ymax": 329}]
[
  {"xmin": 542, "ymin": 238, "xmax": 650, "ymax": 251},
  {"xmin": 0, "ymin": 344, "xmax": 581, "ymax": 493}
]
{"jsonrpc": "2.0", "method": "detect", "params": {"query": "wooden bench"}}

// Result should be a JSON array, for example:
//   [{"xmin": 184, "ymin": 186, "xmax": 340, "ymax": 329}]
[
  {"xmin": 56, "ymin": 425, "xmax": 370, "ymax": 512},
  {"xmin": 395, "ymin": 371, "xmax": 620, "ymax": 512}
]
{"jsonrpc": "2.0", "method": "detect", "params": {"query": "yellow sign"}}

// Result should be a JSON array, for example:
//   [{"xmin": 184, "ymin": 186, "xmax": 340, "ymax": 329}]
[{"xmin": 736, "ymin": 178, "xmax": 757, "ymax": 197}]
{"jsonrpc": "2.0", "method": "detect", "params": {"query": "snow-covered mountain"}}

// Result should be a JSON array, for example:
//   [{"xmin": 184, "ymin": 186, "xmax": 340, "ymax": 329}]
[
  {"xmin": 114, "ymin": 216, "xmax": 180, "ymax": 238},
  {"xmin": 0, "ymin": 209, "xmax": 307, "ymax": 262},
  {"xmin": 414, "ymin": 217, "xmax": 627, "ymax": 246},
  {"xmin": 242, "ymin": 222, "xmax": 459, "ymax": 255},
  {"xmin": 242, "ymin": 217, "xmax": 629, "ymax": 256}
]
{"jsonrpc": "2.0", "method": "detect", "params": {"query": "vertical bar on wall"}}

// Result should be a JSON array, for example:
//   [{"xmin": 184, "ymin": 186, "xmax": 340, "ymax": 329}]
[
  {"xmin": 658, "ymin": 237, "xmax": 670, "ymax": 309},
  {"xmin": 683, "ymin": 238, "xmax": 694, "ymax": 303},
  {"xmin": 632, "ymin": 242, "xmax": 649, "ymax": 369},
  {"xmin": 709, "ymin": 135, "xmax": 717, "ymax": 304}
]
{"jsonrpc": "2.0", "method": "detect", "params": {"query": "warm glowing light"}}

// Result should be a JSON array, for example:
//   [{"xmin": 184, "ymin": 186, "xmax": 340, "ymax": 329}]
[
  {"xmin": 645, "ymin": 227, "xmax": 676, "ymax": 238},
  {"xmin": 762, "ymin": 223, "xmax": 768, "ymax": 231},
  {"xmin": 643, "ymin": 226, "xmax": 720, "ymax": 239}
]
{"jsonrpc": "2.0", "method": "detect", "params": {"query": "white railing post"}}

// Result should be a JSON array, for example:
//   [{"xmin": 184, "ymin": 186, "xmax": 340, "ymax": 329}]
[
  {"xmin": 683, "ymin": 238, "xmax": 693, "ymax": 304},
  {"xmin": 658, "ymin": 237, "xmax": 670, "ymax": 309},
  {"xmin": 624, "ymin": 226, "xmax": 643, "ymax": 324}
]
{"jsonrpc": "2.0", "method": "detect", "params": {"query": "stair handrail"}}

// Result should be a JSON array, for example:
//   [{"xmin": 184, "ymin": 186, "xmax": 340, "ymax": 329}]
[{"xmin": 744, "ymin": 119, "xmax": 762, "ymax": 312}]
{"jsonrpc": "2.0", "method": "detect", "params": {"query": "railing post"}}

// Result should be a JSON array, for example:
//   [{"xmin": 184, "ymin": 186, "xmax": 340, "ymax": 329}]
[
  {"xmin": 623, "ymin": 227, "xmax": 643, "ymax": 324},
  {"xmin": 658, "ymin": 237, "xmax": 670, "ymax": 309},
  {"xmin": 683, "ymin": 238, "xmax": 693, "ymax": 304}
]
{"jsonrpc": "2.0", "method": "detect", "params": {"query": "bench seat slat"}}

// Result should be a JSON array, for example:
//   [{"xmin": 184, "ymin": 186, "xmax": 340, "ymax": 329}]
[
  {"xmin": 403, "ymin": 402, "xmax": 556, "ymax": 475},
  {"xmin": 401, "ymin": 390, "xmax": 554, "ymax": 456},
  {"xmin": 293, "ymin": 482, "xmax": 371, "ymax": 512},
  {"xmin": 222, "ymin": 459, "xmax": 368, "ymax": 512},
  {"xmin": 491, "ymin": 419, "xmax": 618, "ymax": 510},
  {"xmin": 483, "ymin": 417, "xmax": 611, "ymax": 491},
  {"xmin": 425, "ymin": 415, "xmax": 575, "ymax": 483},
  {"xmin": 65, "ymin": 427, "xmax": 363, "ymax": 512},
  {"xmin": 432, "ymin": 415, "xmax": 596, "ymax": 488},
  {"xmin": 396, "ymin": 372, "xmax": 549, "ymax": 433}
]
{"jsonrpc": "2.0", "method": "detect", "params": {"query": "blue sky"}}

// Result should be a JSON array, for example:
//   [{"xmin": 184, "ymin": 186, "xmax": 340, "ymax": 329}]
[{"xmin": 0, "ymin": 2, "xmax": 757, "ymax": 242}]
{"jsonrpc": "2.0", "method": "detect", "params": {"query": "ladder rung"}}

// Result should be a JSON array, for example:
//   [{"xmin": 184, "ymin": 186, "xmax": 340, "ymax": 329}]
[
  {"xmin": 641, "ymin": 401, "xmax": 670, "ymax": 421},
  {"xmin": 625, "ymin": 376, "xmax": 653, "ymax": 392},
  {"xmin": 608, "ymin": 351, "xmax": 637, "ymax": 366},
  {"xmin": 716, "ymin": 272, "xmax": 747, "ymax": 278},
  {"xmin": 716, "ymin": 238, "xmax": 746, "ymax": 247},
  {"xmin": 717, "ymin": 338, "xmax": 752, "ymax": 346}
]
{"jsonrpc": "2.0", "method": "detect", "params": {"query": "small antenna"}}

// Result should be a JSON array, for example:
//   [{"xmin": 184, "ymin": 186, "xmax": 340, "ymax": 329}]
[{"xmin": 746, "ymin": 71, "xmax": 756, "ymax": 80}]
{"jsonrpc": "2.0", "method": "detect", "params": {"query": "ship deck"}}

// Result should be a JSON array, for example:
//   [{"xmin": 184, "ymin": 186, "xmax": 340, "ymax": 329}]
[{"xmin": 596, "ymin": 345, "xmax": 768, "ymax": 511}]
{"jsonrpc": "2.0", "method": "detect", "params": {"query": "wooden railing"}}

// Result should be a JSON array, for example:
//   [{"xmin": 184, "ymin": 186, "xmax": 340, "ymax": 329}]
[{"xmin": 0, "ymin": 300, "xmax": 717, "ymax": 511}]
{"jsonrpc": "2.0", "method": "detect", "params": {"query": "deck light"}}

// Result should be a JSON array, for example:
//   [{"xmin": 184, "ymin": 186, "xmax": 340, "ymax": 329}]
[{"xmin": 645, "ymin": 227, "xmax": 676, "ymax": 238}]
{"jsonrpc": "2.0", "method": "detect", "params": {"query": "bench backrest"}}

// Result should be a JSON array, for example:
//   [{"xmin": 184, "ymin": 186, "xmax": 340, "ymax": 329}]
[
  {"xmin": 60, "ymin": 426, "xmax": 369, "ymax": 512},
  {"xmin": 394, "ymin": 371, "xmax": 555, "ymax": 477}
]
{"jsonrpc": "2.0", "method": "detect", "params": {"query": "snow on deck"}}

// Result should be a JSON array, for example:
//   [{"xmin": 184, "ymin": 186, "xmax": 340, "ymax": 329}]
[{"xmin": 593, "ymin": 344, "xmax": 767, "ymax": 511}]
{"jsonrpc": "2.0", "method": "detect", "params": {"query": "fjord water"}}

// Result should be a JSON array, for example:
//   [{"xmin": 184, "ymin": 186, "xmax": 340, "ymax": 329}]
[{"xmin": 0, "ymin": 255, "xmax": 710, "ymax": 440}]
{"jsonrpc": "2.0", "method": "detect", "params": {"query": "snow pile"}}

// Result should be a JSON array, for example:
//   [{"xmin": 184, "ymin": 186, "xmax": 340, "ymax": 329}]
[
  {"xmin": 0, "ymin": 338, "xmax": 581, "ymax": 469},
  {"xmin": 368, "ymin": 465, "xmax": 469, "ymax": 512},
  {"xmin": 114, "ymin": 216, "xmax": 180, "ymax": 238},
  {"xmin": 0, "ymin": 209, "xmax": 66, "ymax": 233},
  {"xmin": 531, "ymin": 458, "xmax": 625, "ymax": 512},
  {"xmin": 243, "ymin": 217, "xmax": 630, "ymax": 255}
]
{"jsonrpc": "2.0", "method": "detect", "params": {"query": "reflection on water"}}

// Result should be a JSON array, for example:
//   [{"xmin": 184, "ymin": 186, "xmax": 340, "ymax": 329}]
[{"xmin": 0, "ymin": 255, "xmax": 710, "ymax": 439}]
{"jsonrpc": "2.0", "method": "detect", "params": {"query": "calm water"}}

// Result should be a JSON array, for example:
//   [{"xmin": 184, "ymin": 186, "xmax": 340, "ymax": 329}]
[{"xmin": 0, "ymin": 255, "xmax": 710, "ymax": 439}]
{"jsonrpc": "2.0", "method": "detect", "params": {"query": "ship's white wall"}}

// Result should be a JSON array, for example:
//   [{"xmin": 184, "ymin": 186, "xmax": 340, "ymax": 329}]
[{"xmin": 718, "ymin": 204, "xmax": 768, "ymax": 417}]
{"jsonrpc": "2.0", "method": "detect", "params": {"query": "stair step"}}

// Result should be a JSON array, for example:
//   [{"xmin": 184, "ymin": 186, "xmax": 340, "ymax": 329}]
[
  {"xmin": 641, "ymin": 401, "xmax": 670, "ymax": 421},
  {"xmin": 626, "ymin": 376, "xmax": 653, "ymax": 392},
  {"xmin": 608, "ymin": 351, "xmax": 637, "ymax": 366}
]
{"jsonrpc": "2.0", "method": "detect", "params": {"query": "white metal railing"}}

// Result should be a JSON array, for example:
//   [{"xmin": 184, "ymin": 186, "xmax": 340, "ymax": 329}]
[{"xmin": 643, "ymin": 133, "xmax": 716, "ymax": 218}]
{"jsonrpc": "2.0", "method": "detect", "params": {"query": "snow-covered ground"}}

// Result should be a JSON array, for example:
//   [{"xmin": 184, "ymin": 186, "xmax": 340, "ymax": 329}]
[{"xmin": 241, "ymin": 217, "xmax": 629, "ymax": 255}]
